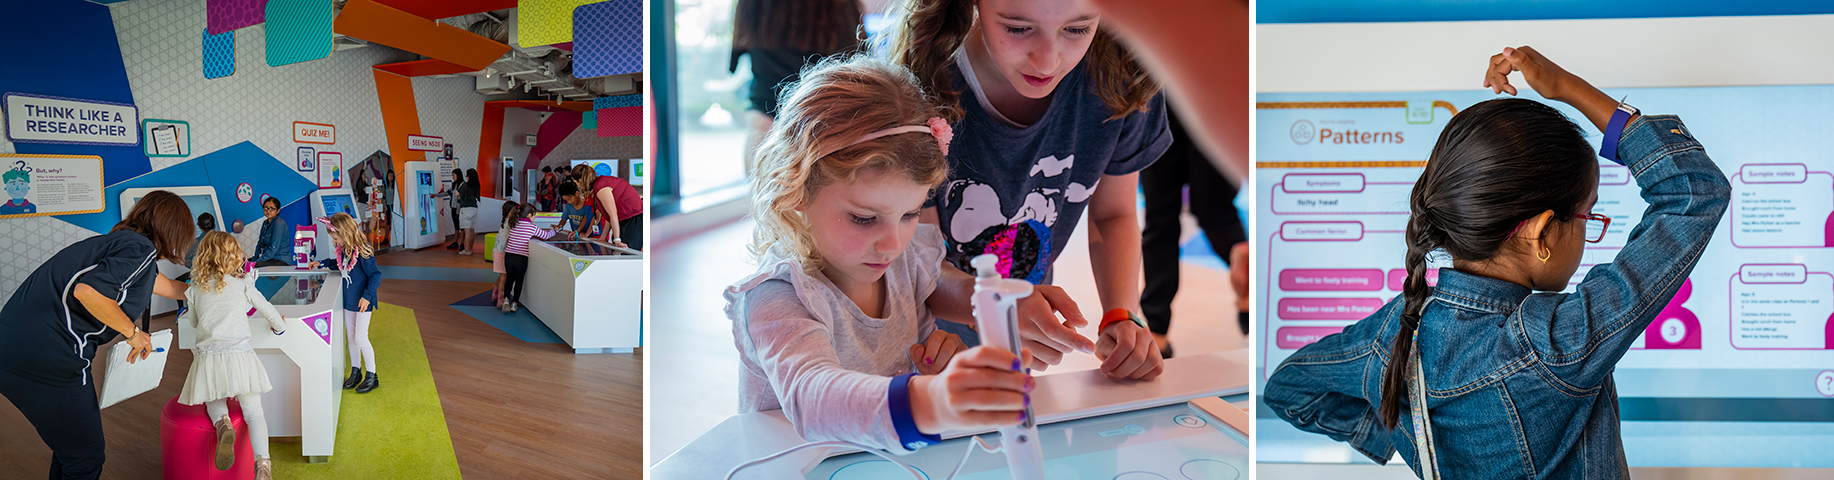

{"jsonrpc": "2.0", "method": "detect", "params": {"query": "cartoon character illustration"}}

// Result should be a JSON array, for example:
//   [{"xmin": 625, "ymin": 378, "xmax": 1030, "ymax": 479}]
[
  {"xmin": 938, "ymin": 155, "xmax": 1104, "ymax": 283},
  {"xmin": 1, "ymin": 161, "xmax": 35, "ymax": 215}
]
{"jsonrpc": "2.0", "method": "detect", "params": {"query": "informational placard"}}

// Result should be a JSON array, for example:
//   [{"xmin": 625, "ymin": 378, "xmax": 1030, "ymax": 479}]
[
  {"xmin": 143, "ymin": 119, "xmax": 190, "ymax": 157},
  {"xmin": 407, "ymin": 134, "xmax": 443, "ymax": 152},
  {"xmin": 4, "ymin": 93, "xmax": 139, "ymax": 147},
  {"xmin": 317, "ymin": 151, "xmax": 342, "ymax": 188},
  {"xmin": 437, "ymin": 157, "xmax": 455, "ymax": 192},
  {"xmin": 297, "ymin": 146, "xmax": 315, "ymax": 172},
  {"xmin": 0, "ymin": 154, "xmax": 106, "ymax": 219},
  {"xmin": 524, "ymin": 134, "xmax": 537, "ymax": 147},
  {"xmin": 629, "ymin": 158, "xmax": 645, "ymax": 186},
  {"xmin": 293, "ymin": 121, "xmax": 335, "ymax": 144}
]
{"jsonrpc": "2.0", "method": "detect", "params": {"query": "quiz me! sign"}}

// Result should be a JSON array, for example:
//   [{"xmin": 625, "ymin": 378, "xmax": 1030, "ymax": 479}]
[
  {"xmin": 407, "ymin": 135, "xmax": 444, "ymax": 152},
  {"xmin": 3, "ymin": 93, "xmax": 139, "ymax": 147},
  {"xmin": 294, "ymin": 121, "xmax": 335, "ymax": 144}
]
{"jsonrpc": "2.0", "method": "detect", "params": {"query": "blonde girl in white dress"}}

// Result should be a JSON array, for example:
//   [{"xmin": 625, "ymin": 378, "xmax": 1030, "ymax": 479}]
[{"xmin": 177, "ymin": 230, "xmax": 287, "ymax": 480}]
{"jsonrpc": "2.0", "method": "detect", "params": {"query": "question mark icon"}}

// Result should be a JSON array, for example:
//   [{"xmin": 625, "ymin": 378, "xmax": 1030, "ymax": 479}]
[{"xmin": 1818, "ymin": 370, "xmax": 1834, "ymax": 398}]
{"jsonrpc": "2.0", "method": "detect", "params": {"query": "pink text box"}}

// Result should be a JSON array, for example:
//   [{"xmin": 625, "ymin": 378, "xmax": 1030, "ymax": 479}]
[
  {"xmin": 1277, "ymin": 297, "xmax": 1386, "ymax": 320},
  {"xmin": 1276, "ymin": 326, "xmax": 1345, "ymax": 349},
  {"xmin": 1281, "ymin": 173, "xmax": 1365, "ymax": 193},
  {"xmin": 1279, "ymin": 268, "xmax": 1385, "ymax": 291}
]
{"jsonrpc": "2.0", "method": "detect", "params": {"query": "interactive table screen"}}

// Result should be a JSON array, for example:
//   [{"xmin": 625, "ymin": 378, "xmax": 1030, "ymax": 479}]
[
  {"xmin": 1254, "ymin": 86, "xmax": 1834, "ymax": 468},
  {"xmin": 543, "ymin": 240, "xmax": 635, "ymax": 257},
  {"xmin": 252, "ymin": 271, "xmax": 328, "ymax": 306},
  {"xmin": 806, "ymin": 404, "xmax": 1248, "ymax": 480}
]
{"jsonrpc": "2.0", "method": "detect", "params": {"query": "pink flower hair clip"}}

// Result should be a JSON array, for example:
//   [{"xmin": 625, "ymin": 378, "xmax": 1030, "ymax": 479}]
[{"xmin": 925, "ymin": 117, "xmax": 953, "ymax": 156}]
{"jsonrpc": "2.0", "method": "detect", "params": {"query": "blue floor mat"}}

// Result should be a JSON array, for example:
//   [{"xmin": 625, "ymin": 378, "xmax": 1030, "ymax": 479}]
[
  {"xmin": 379, "ymin": 265, "xmax": 502, "ymax": 283},
  {"xmin": 452, "ymin": 289, "xmax": 496, "ymax": 306},
  {"xmin": 447, "ymin": 289, "xmax": 563, "ymax": 344}
]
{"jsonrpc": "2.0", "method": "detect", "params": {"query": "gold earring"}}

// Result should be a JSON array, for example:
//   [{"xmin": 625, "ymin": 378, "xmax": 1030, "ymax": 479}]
[{"xmin": 1538, "ymin": 246, "xmax": 1552, "ymax": 263}]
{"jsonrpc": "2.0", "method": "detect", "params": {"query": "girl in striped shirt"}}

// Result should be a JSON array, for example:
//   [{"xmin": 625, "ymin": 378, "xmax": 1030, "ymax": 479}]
[{"xmin": 499, "ymin": 203, "xmax": 574, "ymax": 313}]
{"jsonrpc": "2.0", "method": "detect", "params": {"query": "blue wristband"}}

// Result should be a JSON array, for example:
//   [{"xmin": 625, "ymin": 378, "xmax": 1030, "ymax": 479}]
[
  {"xmin": 887, "ymin": 373, "xmax": 940, "ymax": 451},
  {"xmin": 1599, "ymin": 103, "xmax": 1637, "ymax": 165}
]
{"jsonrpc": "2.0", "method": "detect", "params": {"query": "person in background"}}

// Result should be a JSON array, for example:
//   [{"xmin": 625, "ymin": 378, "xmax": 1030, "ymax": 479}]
[
  {"xmin": 569, "ymin": 165, "xmax": 644, "ymax": 250},
  {"xmin": 730, "ymin": 0, "xmax": 864, "ymax": 171},
  {"xmin": 537, "ymin": 166, "xmax": 558, "ymax": 212},
  {"xmin": 351, "ymin": 167, "xmax": 372, "ymax": 233},
  {"xmin": 443, "ymin": 168, "xmax": 466, "ymax": 250},
  {"xmin": 500, "ymin": 202, "xmax": 572, "ymax": 313},
  {"xmin": 458, "ymin": 169, "xmax": 481, "ymax": 255},
  {"xmin": 557, "ymin": 181, "xmax": 596, "ymax": 239},
  {"xmin": 248, "ymin": 197, "xmax": 292, "ymax": 268},
  {"xmin": 492, "ymin": 201, "xmax": 519, "ymax": 308},
  {"xmin": 185, "ymin": 212, "xmax": 217, "ymax": 269},
  {"xmin": 1140, "ymin": 106, "xmax": 1247, "ymax": 358}
]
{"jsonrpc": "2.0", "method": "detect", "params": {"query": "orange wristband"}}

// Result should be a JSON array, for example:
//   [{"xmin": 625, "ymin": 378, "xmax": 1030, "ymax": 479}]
[{"xmin": 1100, "ymin": 308, "xmax": 1143, "ymax": 333}]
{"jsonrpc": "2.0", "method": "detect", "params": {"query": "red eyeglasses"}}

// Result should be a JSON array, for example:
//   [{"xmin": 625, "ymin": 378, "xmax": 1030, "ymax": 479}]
[{"xmin": 1509, "ymin": 213, "xmax": 1611, "ymax": 243}]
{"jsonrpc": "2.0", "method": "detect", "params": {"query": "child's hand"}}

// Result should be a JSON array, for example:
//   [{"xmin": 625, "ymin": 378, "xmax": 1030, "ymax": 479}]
[
  {"xmin": 909, "ymin": 330, "xmax": 965, "ymax": 376},
  {"xmin": 358, "ymin": 298, "xmax": 371, "ymax": 312},
  {"xmin": 1484, "ymin": 46, "xmax": 1587, "ymax": 102},
  {"xmin": 1095, "ymin": 321, "xmax": 1165, "ymax": 380},
  {"xmin": 909, "ymin": 346, "xmax": 1035, "ymax": 434},
  {"xmin": 1015, "ymin": 285, "xmax": 1094, "ymax": 371}
]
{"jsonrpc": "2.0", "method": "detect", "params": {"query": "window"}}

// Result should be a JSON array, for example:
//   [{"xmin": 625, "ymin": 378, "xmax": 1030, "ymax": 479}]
[{"xmin": 670, "ymin": 0, "xmax": 750, "ymax": 200}]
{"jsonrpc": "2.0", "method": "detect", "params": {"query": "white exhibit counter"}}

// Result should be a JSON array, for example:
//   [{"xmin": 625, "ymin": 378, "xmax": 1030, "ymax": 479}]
[
  {"xmin": 523, "ymin": 239, "xmax": 643, "ymax": 354},
  {"xmin": 178, "ymin": 267, "xmax": 345, "ymax": 462}
]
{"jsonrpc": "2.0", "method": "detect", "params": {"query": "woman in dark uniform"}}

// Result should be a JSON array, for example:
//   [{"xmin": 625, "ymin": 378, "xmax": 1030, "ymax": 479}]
[{"xmin": 0, "ymin": 190, "xmax": 195, "ymax": 479}]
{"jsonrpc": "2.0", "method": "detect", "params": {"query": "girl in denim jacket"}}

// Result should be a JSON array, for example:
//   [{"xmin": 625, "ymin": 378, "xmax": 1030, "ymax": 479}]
[{"xmin": 1264, "ymin": 47, "xmax": 1731, "ymax": 479}]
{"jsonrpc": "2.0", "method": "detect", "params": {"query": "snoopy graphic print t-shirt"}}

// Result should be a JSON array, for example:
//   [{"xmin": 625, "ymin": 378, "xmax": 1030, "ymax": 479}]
[{"xmin": 927, "ymin": 59, "xmax": 1172, "ymax": 285}]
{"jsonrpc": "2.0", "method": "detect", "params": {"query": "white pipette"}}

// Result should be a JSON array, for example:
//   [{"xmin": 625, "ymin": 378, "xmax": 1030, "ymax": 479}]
[{"xmin": 968, "ymin": 254, "xmax": 1045, "ymax": 480}]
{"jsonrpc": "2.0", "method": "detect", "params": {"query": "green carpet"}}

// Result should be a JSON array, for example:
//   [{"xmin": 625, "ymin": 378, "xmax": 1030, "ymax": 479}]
[{"xmin": 271, "ymin": 303, "xmax": 462, "ymax": 479}]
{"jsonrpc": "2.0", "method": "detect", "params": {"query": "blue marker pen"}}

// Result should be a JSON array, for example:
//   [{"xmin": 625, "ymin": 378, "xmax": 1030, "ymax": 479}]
[{"xmin": 155, "ymin": 348, "xmax": 165, "ymax": 353}]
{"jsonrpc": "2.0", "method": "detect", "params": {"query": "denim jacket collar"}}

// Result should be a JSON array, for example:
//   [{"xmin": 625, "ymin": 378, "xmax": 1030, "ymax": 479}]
[{"xmin": 1429, "ymin": 268, "xmax": 1532, "ymax": 315}]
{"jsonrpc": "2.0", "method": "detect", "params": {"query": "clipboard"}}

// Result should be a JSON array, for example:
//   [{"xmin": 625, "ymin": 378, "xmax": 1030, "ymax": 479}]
[{"xmin": 98, "ymin": 329, "xmax": 173, "ymax": 409}]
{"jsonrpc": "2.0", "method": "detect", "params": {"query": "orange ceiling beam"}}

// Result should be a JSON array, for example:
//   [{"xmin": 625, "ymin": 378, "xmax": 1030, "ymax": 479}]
[
  {"xmin": 373, "ymin": 59, "xmax": 479, "ymax": 77},
  {"xmin": 372, "ymin": 68, "xmax": 424, "ymax": 202},
  {"xmin": 334, "ymin": 0, "xmax": 512, "ymax": 71},
  {"xmin": 372, "ymin": 0, "xmax": 518, "ymax": 20}
]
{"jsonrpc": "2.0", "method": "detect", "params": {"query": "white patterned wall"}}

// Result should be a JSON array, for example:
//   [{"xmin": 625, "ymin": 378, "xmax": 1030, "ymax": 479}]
[{"xmin": 0, "ymin": 0, "xmax": 506, "ymax": 301}]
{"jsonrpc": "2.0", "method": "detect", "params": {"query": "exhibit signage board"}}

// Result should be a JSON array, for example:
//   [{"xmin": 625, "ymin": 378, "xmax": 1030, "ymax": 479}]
[{"xmin": 4, "ymin": 93, "xmax": 139, "ymax": 147}]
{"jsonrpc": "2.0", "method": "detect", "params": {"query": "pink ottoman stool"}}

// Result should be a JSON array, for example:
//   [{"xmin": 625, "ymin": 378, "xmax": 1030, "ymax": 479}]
[{"xmin": 161, "ymin": 396, "xmax": 255, "ymax": 480}]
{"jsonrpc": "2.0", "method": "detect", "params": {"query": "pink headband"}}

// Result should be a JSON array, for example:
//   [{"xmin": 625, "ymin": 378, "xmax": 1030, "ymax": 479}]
[
  {"xmin": 316, "ymin": 216, "xmax": 337, "ymax": 232},
  {"xmin": 844, "ymin": 117, "xmax": 954, "ymax": 157}
]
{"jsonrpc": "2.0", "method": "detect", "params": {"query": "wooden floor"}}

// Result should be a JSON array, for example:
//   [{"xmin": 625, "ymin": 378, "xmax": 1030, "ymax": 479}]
[{"xmin": 0, "ymin": 235, "xmax": 643, "ymax": 479}]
